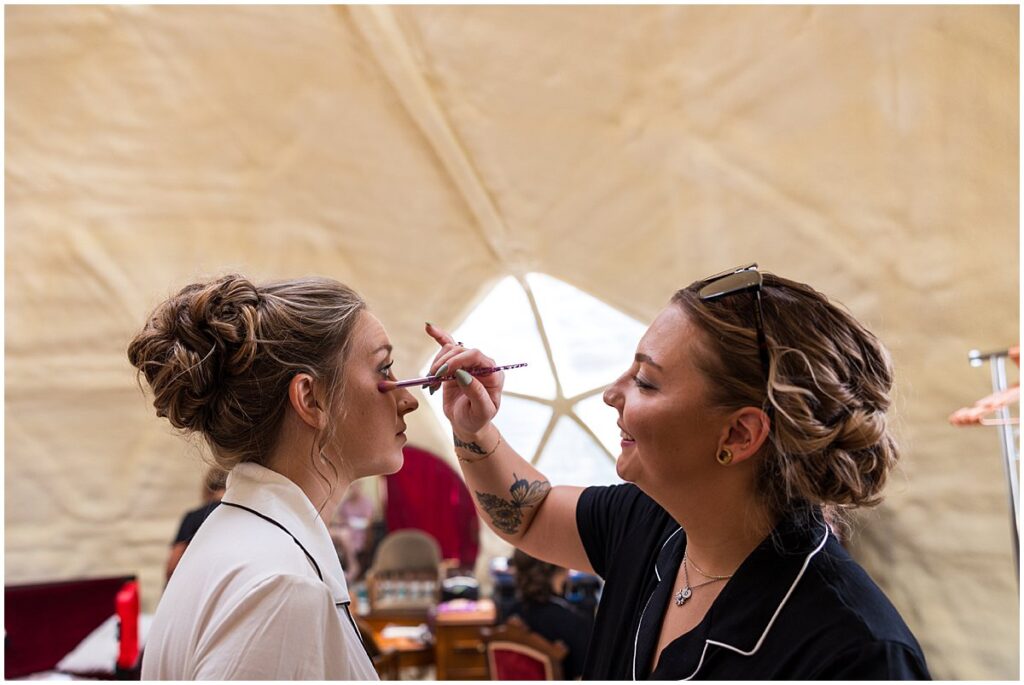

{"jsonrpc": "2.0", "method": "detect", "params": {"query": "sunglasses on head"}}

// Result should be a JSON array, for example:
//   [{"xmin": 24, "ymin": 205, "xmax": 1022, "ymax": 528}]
[{"xmin": 697, "ymin": 263, "xmax": 770, "ymax": 382}]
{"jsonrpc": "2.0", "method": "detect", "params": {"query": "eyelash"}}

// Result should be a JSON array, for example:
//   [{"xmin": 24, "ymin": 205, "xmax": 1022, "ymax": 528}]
[
  {"xmin": 632, "ymin": 374, "xmax": 656, "ymax": 390},
  {"xmin": 379, "ymin": 361, "xmax": 395, "ymax": 377}
]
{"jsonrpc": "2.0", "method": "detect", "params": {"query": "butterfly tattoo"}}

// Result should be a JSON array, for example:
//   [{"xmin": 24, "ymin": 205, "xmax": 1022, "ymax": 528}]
[{"xmin": 476, "ymin": 473, "xmax": 551, "ymax": 535}]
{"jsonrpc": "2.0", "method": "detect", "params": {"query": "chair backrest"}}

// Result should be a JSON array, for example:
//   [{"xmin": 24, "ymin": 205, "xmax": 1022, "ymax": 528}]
[
  {"xmin": 481, "ymin": 615, "xmax": 569, "ymax": 681},
  {"xmin": 371, "ymin": 529, "xmax": 441, "ymax": 572},
  {"xmin": 367, "ymin": 530, "xmax": 443, "ymax": 612}
]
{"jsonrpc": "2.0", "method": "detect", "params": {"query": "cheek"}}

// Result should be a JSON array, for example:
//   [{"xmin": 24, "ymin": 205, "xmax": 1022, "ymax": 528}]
[
  {"xmin": 624, "ymin": 397, "xmax": 669, "ymax": 441},
  {"xmin": 626, "ymin": 397, "xmax": 700, "ymax": 451},
  {"xmin": 366, "ymin": 386, "xmax": 401, "ymax": 435},
  {"xmin": 334, "ymin": 382, "xmax": 389, "ymax": 441}
]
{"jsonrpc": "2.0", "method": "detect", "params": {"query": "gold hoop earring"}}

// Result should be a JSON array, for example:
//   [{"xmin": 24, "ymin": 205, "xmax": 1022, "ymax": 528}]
[{"xmin": 716, "ymin": 448, "xmax": 733, "ymax": 466}]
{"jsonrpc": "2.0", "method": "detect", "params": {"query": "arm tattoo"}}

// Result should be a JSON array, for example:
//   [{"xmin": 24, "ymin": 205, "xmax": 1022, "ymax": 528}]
[
  {"xmin": 475, "ymin": 473, "xmax": 551, "ymax": 535},
  {"xmin": 453, "ymin": 434, "xmax": 487, "ymax": 456}
]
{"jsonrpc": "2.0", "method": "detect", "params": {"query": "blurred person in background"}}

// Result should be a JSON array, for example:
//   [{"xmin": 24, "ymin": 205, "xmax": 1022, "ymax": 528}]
[
  {"xmin": 165, "ymin": 466, "xmax": 228, "ymax": 582},
  {"xmin": 507, "ymin": 549, "xmax": 593, "ymax": 680},
  {"xmin": 328, "ymin": 480, "xmax": 374, "ymax": 583}
]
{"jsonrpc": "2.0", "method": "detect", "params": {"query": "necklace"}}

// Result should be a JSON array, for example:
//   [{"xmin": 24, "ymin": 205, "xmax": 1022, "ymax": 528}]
[
  {"xmin": 674, "ymin": 553, "xmax": 733, "ymax": 607},
  {"xmin": 686, "ymin": 554, "xmax": 733, "ymax": 580}
]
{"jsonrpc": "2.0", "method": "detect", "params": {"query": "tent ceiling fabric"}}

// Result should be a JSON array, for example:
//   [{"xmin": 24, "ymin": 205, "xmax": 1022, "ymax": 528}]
[{"xmin": 5, "ymin": 5, "xmax": 1018, "ymax": 679}]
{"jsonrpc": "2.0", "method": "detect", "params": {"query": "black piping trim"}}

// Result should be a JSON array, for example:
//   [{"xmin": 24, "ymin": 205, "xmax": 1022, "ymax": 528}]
[
  {"xmin": 338, "ymin": 601, "xmax": 367, "ymax": 648},
  {"xmin": 220, "ymin": 501, "xmax": 323, "ymax": 581},
  {"xmin": 219, "ymin": 501, "xmax": 372, "ymax": 661}
]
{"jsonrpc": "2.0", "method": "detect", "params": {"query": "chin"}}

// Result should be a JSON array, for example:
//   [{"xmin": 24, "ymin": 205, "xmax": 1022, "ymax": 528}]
[
  {"xmin": 379, "ymin": 449, "xmax": 405, "ymax": 476},
  {"xmin": 615, "ymin": 452, "xmax": 637, "ymax": 483},
  {"xmin": 614, "ymin": 454, "xmax": 630, "ymax": 481}
]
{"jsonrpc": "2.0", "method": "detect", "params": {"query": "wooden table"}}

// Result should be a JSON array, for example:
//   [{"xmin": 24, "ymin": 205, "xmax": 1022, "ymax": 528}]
[
  {"xmin": 361, "ymin": 609, "xmax": 436, "ymax": 675},
  {"xmin": 373, "ymin": 630, "xmax": 435, "ymax": 671},
  {"xmin": 360, "ymin": 608, "xmax": 431, "ymax": 633},
  {"xmin": 433, "ymin": 599, "xmax": 497, "ymax": 680}
]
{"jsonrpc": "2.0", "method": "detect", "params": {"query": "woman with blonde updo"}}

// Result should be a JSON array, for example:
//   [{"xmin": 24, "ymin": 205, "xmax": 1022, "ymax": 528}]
[
  {"xmin": 129, "ymin": 274, "xmax": 418, "ymax": 680},
  {"xmin": 416, "ymin": 265, "xmax": 930, "ymax": 679}
]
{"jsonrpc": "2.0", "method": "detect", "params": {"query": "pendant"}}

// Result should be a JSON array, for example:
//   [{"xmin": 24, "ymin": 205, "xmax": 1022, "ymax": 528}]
[{"xmin": 674, "ymin": 586, "xmax": 692, "ymax": 606}]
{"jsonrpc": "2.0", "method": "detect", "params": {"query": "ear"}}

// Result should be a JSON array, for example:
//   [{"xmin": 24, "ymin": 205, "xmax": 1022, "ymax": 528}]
[
  {"xmin": 288, "ymin": 373, "xmax": 326, "ymax": 431},
  {"xmin": 716, "ymin": 407, "xmax": 771, "ymax": 465}
]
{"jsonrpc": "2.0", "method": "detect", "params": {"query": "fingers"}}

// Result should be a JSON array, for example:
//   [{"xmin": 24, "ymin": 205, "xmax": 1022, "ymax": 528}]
[
  {"xmin": 425, "ymin": 322, "xmax": 456, "ymax": 347},
  {"xmin": 429, "ymin": 346, "xmax": 465, "ymax": 377},
  {"xmin": 426, "ymin": 347, "xmax": 498, "ymax": 396},
  {"xmin": 452, "ymin": 370, "xmax": 496, "ymax": 417},
  {"xmin": 425, "ymin": 323, "xmax": 464, "ymax": 380},
  {"xmin": 431, "ymin": 348, "xmax": 497, "ymax": 379},
  {"xmin": 422, "ymin": 323, "xmax": 500, "ymax": 395},
  {"xmin": 425, "ymin": 346, "xmax": 463, "ymax": 394}
]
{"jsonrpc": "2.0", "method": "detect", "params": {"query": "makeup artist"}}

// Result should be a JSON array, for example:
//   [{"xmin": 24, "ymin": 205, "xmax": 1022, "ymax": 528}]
[{"xmin": 415, "ymin": 266, "xmax": 930, "ymax": 679}]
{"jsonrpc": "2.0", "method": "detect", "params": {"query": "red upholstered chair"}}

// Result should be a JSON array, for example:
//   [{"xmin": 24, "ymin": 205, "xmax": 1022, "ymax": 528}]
[{"xmin": 481, "ymin": 616, "xmax": 569, "ymax": 680}]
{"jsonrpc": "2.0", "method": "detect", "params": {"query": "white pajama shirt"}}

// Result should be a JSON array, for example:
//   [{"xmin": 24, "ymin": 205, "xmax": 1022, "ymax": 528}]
[{"xmin": 142, "ymin": 463, "xmax": 377, "ymax": 680}]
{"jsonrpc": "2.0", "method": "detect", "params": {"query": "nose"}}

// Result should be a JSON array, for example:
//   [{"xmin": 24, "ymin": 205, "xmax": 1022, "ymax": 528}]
[
  {"xmin": 397, "ymin": 387, "xmax": 419, "ymax": 415},
  {"xmin": 603, "ymin": 375, "xmax": 625, "ymax": 410}
]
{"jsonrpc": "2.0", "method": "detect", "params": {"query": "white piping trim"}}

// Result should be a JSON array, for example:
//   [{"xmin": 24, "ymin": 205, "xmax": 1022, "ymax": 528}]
[
  {"xmin": 678, "ymin": 522, "xmax": 831, "ymax": 681},
  {"xmin": 655, "ymin": 527, "xmax": 683, "ymax": 582},
  {"xmin": 632, "ymin": 586, "xmax": 657, "ymax": 680},
  {"xmin": 633, "ymin": 527, "xmax": 683, "ymax": 679}
]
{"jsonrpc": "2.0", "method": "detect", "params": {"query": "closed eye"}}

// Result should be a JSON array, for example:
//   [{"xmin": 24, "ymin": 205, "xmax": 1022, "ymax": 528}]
[{"xmin": 632, "ymin": 374, "xmax": 657, "ymax": 391}]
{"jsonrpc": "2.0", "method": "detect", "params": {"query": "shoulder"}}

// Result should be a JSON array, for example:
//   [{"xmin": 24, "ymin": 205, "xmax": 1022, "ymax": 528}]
[
  {"xmin": 234, "ymin": 573, "xmax": 333, "ymax": 614},
  {"xmin": 199, "ymin": 573, "xmax": 335, "ymax": 646},
  {"xmin": 578, "ymin": 481, "xmax": 648, "ymax": 506},
  {"xmin": 577, "ymin": 482, "xmax": 668, "ymax": 528},
  {"xmin": 190, "ymin": 574, "xmax": 348, "ymax": 679},
  {"xmin": 575, "ymin": 482, "xmax": 679, "ymax": 584},
  {"xmin": 796, "ymin": 538, "xmax": 926, "ymax": 660},
  {"xmin": 808, "ymin": 638, "xmax": 931, "ymax": 679},
  {"xmin": 180, "ymin": 507, "xmax": 323, "ymax": 584}
]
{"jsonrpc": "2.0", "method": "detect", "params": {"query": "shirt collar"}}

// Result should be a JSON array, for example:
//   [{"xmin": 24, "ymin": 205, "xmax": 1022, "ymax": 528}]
[
  {"xmin": 632, "ymin": 526, "xmax": 688, "ymax": 679},
  {"xmin": 635, "ymin": 509, "xmax": 831, "ymax": 680},
  {"xmin": 221, "ymin": 462, "xmax": 350, "ymax": 604},
  {"xmin": 703, "ymin": 510, "xmax": 829, "ymax": 653}
]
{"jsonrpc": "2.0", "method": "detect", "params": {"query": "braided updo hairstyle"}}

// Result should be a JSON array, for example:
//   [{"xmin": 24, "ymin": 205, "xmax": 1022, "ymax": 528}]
[
  {"xmin": 673, "ymin": 273, "xmax": 898, "ymax": 531},
  {"xmin": 127, "ymin": 274, "xmax": 366, "ymax": 472}
]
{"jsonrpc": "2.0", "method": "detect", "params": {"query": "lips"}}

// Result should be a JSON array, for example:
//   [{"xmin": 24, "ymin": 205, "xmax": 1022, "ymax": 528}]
[{"xmin": 618, "ymin": 423, "xmax": 636, "ymax": 444}]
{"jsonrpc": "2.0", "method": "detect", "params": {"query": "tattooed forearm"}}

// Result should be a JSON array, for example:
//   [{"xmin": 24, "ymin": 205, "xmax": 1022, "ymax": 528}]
[
  {"xmin": 475, "ymin": 473, "xmax": 552, "ymax": 535},
  {"xmin": 453, "ymin": 434, "xmax": 487, "ymax": 456}
]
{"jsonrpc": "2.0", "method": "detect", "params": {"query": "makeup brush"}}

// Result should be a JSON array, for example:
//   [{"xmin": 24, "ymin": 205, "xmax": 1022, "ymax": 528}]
[{"xmin": 377, "ymin": 363, "xmax": 528, "ymax": 392}]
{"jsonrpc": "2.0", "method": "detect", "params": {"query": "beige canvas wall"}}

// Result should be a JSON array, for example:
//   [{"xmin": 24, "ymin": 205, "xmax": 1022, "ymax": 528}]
[{"xmin": 5, "ymin": 5, "xmax": 1018, "ymax": 679}]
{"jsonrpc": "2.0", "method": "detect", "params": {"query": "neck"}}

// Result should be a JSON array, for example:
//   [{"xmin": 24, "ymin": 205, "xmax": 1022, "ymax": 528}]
[
  {"xmin": 646, "ymin": 471, "xmax": 776, "ymax": 577},
  {"xmin": 266, "ymin": 438, "xmax": 352, "ymax": 527}
]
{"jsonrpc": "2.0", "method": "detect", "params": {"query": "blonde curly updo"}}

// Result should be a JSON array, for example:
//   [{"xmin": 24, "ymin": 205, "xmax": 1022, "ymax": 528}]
[
  {"xmin": 127, "ymin": 274, "xmax": 366, "ymax": 472},
  {"xmin": 673, "ymin": 273, "xmax": 898, "ymax": 527}
]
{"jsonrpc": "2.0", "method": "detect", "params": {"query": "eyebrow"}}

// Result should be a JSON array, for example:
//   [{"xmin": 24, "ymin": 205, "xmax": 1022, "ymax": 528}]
[{"xmin": 635, "ymin": 353, "xmax": 663, "ymax": 371}]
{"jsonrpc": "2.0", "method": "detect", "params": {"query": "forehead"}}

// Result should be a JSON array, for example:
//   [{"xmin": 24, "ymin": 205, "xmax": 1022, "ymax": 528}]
[
  {"xmin": 638, "ymin": 305, "xmax": 706, "ymax": 373},
  {"xmin": 351, "ymin": 310, "xmax": 391, "ymax": 354}
]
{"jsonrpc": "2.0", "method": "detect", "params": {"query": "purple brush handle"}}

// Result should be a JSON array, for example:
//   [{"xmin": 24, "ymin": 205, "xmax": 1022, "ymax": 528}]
[{"xmin": 391, "ymin": 362, "xmax": 528, "ymax": 389}]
